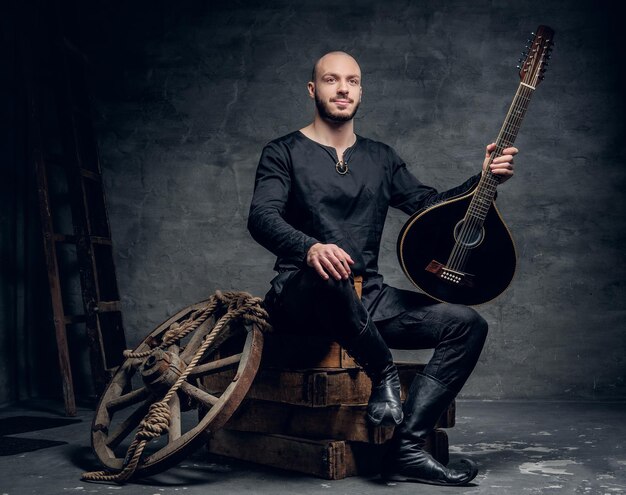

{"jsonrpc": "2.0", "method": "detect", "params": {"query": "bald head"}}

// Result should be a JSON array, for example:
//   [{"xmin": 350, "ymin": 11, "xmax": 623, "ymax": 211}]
[
  {"xmin": 307, "ymin": 51, "xmax": 362, "ymax": 123},
  {"xmin": 311, "ymin": 51, "xmax": 361, "ymax": 83}
]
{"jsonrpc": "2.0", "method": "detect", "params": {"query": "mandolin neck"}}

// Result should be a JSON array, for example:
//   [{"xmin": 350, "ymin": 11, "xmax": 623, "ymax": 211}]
[{"xmin": 468, "ymin": 82, "xmax": 535, "ymax": 221}]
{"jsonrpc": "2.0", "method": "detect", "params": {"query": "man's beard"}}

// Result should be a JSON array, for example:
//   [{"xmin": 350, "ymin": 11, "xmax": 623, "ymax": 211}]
[{"xmin": 314, "ymin": 91, "xmax": 360, "ymax": 122}]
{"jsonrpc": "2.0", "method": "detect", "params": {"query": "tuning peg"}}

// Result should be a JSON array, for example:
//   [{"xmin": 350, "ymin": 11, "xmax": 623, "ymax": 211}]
[{"xmin": 531, "ymin": 31, "xmax": 535, "ymax": 35}]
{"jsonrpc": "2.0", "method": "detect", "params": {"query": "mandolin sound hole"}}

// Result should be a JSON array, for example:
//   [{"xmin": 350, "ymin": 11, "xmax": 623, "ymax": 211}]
[{"xmin": 453, "ymin": 219, "xmax": 485, "ymax": 249}]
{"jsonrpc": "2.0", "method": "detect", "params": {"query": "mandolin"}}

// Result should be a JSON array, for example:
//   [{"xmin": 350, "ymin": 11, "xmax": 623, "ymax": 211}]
[{"xmin": 397, "ymin": 26, "xmax": 554, "ymax": 306}]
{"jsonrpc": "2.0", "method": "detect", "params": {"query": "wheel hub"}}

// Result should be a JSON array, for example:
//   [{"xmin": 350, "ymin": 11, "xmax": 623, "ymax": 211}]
[{"xmin": 141, "ymin": 349, "xmax": 185, "ymax": 393}]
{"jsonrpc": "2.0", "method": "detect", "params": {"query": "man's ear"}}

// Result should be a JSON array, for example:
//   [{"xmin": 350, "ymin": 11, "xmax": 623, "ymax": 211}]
[{"xmin": 307, "ymin": 81, "xmax": 315, "ymax": 99}]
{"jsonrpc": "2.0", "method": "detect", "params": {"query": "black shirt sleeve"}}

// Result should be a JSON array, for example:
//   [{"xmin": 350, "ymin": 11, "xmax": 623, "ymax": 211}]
[
  {"xmin": 247, "ymin": 141, "xmax": 319, "ymax": 262},
  {"xmin": 389, "ymin": 149, "xmax": 482, "ymax": 215}
]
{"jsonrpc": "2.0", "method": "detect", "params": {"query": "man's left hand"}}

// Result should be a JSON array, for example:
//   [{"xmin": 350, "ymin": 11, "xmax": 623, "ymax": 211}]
[{"xmin": 483, "ymin": 143, "xmax": 517, "ymax": 184}]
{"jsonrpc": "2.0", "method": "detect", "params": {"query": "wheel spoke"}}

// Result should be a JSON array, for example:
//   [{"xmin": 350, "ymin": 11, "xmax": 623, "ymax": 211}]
[
  {"xmin": 179, "ymin": 382, "xmax": 219, "ymax": 408},
  {"xmin": 188, "ymin": 353, "xmax": 242, "ymax": 378},
  {"xmin": 168, "ymin": 394, "xmax": 181, "ymax": 443},
  {"xmin": 106, "ymin": 402, "xmax": 151, "ymax": 450},
  {"xmin": 106, "ymin": 387, "xmax": 150, "ymax": 413},
  {"xmin": 179, "ymin": 317, "xmax": 215, "ymax": 363}
]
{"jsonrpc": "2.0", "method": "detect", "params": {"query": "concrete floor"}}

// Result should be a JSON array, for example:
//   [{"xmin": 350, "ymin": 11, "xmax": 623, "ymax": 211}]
[{"xmin": 0, "ymin": 400, "xmax": 624, "ymax": 495}]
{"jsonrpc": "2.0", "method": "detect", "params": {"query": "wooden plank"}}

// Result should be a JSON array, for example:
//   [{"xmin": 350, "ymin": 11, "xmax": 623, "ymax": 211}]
[
  {"xmin": 207, "ymin": 429, "xmax": 448, "ymax": 479},
  {"xmin": 224, "ymin": 399, "xmax": 452, "ymax": 442},
  {"xmin": 225, "ymin": 400, "xmax": 394, "ymax": 444},
  {"xmin": 204, "ymin": 367, "xmax": 370, "ymax": 407},
  {"xmin": 96, "ymin": 300, "xmax": 122, "ymax": 313},
  {"xmin": 31, "ymin": 98, "xmax": 76, "ymax": 416},
  {"xmin": 208, "ymin": 430, "xmax": 347, "ymax": 479},
  {"xmin": 204, "ymin": 362, "xmax": 440, "ymax": 408}
]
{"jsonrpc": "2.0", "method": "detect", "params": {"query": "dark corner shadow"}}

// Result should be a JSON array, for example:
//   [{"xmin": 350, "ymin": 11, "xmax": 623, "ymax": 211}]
[{"xmin": 6, "ymin": 400, "xmax": 73, "ymax": 417}]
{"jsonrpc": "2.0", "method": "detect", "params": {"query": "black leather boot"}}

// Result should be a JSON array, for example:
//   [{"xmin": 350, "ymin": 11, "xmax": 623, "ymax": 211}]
[
  {"xmin": 382, "ymin": 372, "xmax": 478, "ymax": 485},
  {"xmin": 340, "ymin": 318, "xmax": 403, "ymax": 426}
]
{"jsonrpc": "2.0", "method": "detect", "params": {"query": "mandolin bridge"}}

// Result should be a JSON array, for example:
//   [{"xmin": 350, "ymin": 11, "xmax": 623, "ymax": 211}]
[{"xmin": 425, "ymin": 260, "xmax": 475, "ymax": 288}]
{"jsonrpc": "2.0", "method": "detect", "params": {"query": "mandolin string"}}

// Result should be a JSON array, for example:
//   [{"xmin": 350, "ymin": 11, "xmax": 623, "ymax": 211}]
[
  {"xmin": 452, "ymin": 51, "xmax": 539, "ymax": 270},
  {"xmin": 449, "ymin": 84, "xmax": 533, "ymax": 271},
  {"xmin": 455, "ymin": 84, "xmax": 533, "ymax": 269},
  {"xmin": 454, "ymin": 84, "xmax": 532, "ymax": 270},
  {"xmin": 448, "ymin": 86, "xmax": 525, "ymax": 269},
  {"xmin": 452, "ymin": 40, "xmax": 544, "ymax": 269},
  {"xmin": 443, "ymin": 33, "xmax": 551, "ymax": 276}
]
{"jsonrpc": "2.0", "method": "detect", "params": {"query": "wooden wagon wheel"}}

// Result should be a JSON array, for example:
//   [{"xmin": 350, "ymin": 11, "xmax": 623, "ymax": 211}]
[{"xmin": 88, "ymin": 296, "xmax": 265, "ymax": 480}]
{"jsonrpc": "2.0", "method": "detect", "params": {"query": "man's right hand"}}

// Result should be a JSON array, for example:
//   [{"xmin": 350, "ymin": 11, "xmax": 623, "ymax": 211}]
[{"xmin": 306, "ymin": 243, "xmax": 355, "ymax": 281}]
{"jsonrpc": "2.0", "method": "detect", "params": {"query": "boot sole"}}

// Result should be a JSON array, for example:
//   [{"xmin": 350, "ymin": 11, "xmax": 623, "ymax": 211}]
[
  {"xmin": 381, "ymin": 473, "xmax": 475, "ymax": 486},
  {"xmin": 381, "ymin": 459, "xmax": 478, "ymax": 486}
]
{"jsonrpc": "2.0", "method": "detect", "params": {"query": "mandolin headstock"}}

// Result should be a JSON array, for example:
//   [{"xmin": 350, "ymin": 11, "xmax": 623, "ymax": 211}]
[{"xmin": 518, "ymin": 25, "xmax": 554, "ymax": 88}]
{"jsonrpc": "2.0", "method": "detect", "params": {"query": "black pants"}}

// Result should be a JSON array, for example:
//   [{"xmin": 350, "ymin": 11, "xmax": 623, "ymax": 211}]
[{"xmin": 266, "ymin": 268, "xmax": 488, "ymax": 393}]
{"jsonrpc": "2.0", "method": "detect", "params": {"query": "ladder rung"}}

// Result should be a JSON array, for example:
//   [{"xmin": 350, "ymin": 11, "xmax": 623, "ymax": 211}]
[
  {"xmin": 53, "ymin": 233, "xmax": 77, "ymax": 244},
  {"xmin": 53, "ymin": 234, "xmax": 113, "ymax": 246},
  {"xmin": 97, "ymin": 301, "xmax": 122, "ymax": 313},
  {"xmin": 64, "ymin": 314, "xmax": 86, "ymax": 325},
  {"xmin": 80, "ymin": 169, "xmax": 101, "ymax": 182},
  {"xmin": 91, "ymin": 236, "xmax": 112, "ymax": 245}
]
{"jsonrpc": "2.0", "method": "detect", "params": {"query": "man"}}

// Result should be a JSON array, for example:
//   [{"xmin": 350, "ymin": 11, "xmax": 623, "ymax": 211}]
[{"xmin": 248, "ymin": 51, "xmax": 516, "ymax": 486}]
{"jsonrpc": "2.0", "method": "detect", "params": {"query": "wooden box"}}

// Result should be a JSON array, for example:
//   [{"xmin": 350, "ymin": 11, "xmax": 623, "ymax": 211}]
[{"xmin": 207, "ymin": 428, "xmax": 449, "ymax": 480}]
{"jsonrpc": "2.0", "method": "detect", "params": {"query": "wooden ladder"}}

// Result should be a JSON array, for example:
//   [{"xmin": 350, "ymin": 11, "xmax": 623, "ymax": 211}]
[{"xmin": 23, "ymin": 0, "xmax": 127, "ymax": 416}]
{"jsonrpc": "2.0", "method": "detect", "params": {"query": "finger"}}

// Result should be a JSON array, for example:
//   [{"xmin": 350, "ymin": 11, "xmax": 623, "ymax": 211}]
[
  {"xmin": 330, "ymin": 247, "xmax": 354, "ymax": 269},
  {"xmin": 328, "ymin": 253, "xmax": 350, "ymax": 278},
  {"xmin": 335, "ymin": 252, "xmax": 353, "ymax": 272},
  {"xmin": 320, "ymin": 256, "xmax": 343, "ymax": 281},
  {"xmin": 337, "ymin": 248, "xmax": 355, "ymax": 265},
  {"xmin": 490, "ymin": 166, "xmax": 514, "ymax": 174},
  {"xmin": 502, "ymin": 146, "xmax": 518, "ymax": 155},
  {"xmin": 485, "ymin": 143, "xmax": 496, "ymax": 157},
  {"xmin": 490, "ymin": 168, "xmax": 513, "ymax": 176},
  {"xmin": 493, "ymin": 154, "xmax": 514, "ymax": 164},
  {"xmin": 490, "ymin": 160, "xmax": 513, "ymax": 170},
  {"xmin": 312, "ymin": 259, "xmax": 330, "ymax": 280}
]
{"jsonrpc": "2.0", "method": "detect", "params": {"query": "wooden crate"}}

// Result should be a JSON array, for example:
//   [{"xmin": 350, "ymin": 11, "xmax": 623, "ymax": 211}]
[
  {"xmin": 207, "ymin": 428, "xmax": 449, "ymax": 480},
  {"xmin": 225, "ymin": 399, "xmax": 393, "ymax": 444},
  {"xmin": 201, "ymin": 357, "xmax": 455, "ymax": 479},
  {"xmin": 223, "ymin": 398, "xmax": 453, "ymax": 443},
  {"xmin": 202, "ymin": 362, "xmax": 454, "ymax": 424}
]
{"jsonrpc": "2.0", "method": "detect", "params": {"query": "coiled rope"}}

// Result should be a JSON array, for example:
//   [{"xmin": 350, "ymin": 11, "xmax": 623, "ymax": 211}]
[{"xmin": 81, "ymin": 290, "xmax": 271, "ymax": 484}]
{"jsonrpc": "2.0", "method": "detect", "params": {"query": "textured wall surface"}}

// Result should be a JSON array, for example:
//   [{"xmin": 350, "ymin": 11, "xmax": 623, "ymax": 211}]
[{"xmin": 75, "ymin": 0, "xmax": 625, "ymax": 400}]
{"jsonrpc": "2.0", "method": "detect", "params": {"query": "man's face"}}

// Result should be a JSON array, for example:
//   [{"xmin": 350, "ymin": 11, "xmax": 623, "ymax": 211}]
[{"xmin": 309, "ymin": 53, "xmax": 362, "ymax": 123}]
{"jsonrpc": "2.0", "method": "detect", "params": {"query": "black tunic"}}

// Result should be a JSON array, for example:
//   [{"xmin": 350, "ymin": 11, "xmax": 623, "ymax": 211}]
[{"xmin": 248, "ymin": 130, "xmax": 480, "ymax": 320}]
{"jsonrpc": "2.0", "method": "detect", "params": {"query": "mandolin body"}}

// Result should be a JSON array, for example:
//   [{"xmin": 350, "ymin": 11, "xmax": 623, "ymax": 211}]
[
  {"xmin": 396, "ymin": 25, "xmax": 553, "ymax": 305},
  {"xmin": 397, "ymin": 190, "xmax": 517, "ymax": 306}
]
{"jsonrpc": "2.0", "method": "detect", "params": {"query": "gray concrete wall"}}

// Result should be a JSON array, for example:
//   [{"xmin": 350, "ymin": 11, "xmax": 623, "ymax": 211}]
[{"xmin": 70, "ymin": 0, "xmax": 624, "ymax": 401}]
